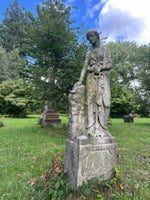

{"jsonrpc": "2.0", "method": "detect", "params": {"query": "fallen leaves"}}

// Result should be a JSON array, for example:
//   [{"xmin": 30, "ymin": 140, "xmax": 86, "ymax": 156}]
[
  {"xmin": 55, "ymin": 167, "xmax": 60, "ymax": 173},
  {"xmin": 119, "ymin": 183, "xmax": 124, "ymax": 190},
  {"xmin": 16, "ymin": 173, "xmax": 27, "ymax": 178},
  {"xmin": 51, "ymin": 155, "xmax": 67, "ymax": 174},
  {"xmin": 27, "ymin": 154, "xmax": 67, "ymax": 188},
  {"xmin": 28, "ymin": 177, "xmax": 37, "ymax": 186},
  {"xmin": 40, "ymin": 174, "xmax": 46, "ymax": 179},
  {"xmin": 31, "ymin": 155, "xmax": 37, "ymax": 161}
]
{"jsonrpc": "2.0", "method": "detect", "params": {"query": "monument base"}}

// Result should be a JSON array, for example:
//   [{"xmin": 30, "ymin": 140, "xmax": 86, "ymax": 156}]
[{"xmin": 65, "ymin": 135, "xmax": 117, "ymax": 187}]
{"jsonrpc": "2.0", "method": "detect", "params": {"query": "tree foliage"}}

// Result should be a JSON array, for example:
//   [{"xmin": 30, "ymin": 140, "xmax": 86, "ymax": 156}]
[
  {"xmin": 0, "ymin": 0, "xmax": 149, "ymax": 117},
  {"xmin": 106, "ymin": 41, "xmax": 150, "ymax": 117},
  {"xmin": 0, "ymin": 80, "xmax": 41, "ymax": 117},
  {"xmin": 0, "ymin": 46, "xmax": 26, "ymax": 83},
  {"xmin": 0, "ymin": 0, "xmax": 33, "ymax": 82},
  {"xmin": 24, "ymin": 0, "xmax": 88, "ymax": 112},
  {"xmin": 134, "ymin": 44, "xmax": 150, "ymax": 116},
  {"xmin": 111, "ymin": 83, "xmax": 137, "ymax": 118},
  {"xmin": 0, "ymin": 0, "xmax": 29, "ymax": 53},
  {"xmin": 106, "ymin": 41, "xmax": 138, "ymax": 86}
]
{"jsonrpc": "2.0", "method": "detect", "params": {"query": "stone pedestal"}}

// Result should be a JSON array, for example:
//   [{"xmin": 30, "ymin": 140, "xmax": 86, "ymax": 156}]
[{"xmin": 65, "ymin": 135, "xmax": 117, "ymax": 187}]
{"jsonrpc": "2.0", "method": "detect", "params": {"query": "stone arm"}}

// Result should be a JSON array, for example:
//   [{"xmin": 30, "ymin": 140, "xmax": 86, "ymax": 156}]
[
  {"xmin": 72, "ymin": 53, "xmax": 89, "ymax": 91},
  {"xmin": 79, "ymin": 53, "xmax": 89, "ymax": 83}
]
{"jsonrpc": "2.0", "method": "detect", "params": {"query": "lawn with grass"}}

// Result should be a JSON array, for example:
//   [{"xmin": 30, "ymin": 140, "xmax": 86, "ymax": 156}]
[{"xmin": 0, "ymin": 115, "xmax": 150, "ymax": 199}]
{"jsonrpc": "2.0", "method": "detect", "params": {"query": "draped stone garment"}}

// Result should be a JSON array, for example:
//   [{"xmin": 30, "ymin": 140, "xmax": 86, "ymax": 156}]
[{"xmin": 86, "ymin": 46, "xmax": 112, "ymax": 136}]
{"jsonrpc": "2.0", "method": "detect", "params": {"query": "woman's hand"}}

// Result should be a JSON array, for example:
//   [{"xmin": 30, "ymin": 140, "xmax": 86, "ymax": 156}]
[{"xmin": 74, "ymin": 81, "xmax": 82, "ymax": 88}]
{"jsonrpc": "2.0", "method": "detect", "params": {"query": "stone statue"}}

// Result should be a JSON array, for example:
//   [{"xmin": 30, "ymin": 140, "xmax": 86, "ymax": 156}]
[
  {"xmin": 69, "ymin": 29, "xmax": 112, "ymax": 138},
  {"xmin": 65, "ymin": 29, "xmax": 117, "ymax": 187}
]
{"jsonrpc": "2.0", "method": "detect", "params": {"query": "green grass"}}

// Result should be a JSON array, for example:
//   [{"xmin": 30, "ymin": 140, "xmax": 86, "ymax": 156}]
[
  {"xmin": 0, "ymin": 115, "xmax": 67, "ymax": 200},
  {"xmin": 111, "ymin": 118, "xmax": 150, "ymax": 199},
  {"xmin": 0, "ymin": 115, "xmax": 150, "ymax": 199}
]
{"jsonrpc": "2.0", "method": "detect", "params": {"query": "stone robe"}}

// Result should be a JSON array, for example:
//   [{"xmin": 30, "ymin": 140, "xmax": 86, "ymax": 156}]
[{"xmin": 85, "ymin": 46, "xmax": 112, "ymax": 136}]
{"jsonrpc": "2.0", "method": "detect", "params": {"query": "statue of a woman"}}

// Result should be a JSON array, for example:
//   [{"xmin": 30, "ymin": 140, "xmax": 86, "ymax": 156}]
[{"xmin": 74, "ymin": 29, "xmax": 112, "ymax": 137}]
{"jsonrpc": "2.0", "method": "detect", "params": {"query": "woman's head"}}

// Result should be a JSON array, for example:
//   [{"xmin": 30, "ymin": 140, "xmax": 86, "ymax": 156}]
[
  {"xmin": 86, "ymin": 29, "xmax": 100, "ymax": 41},
  {"xmin": 86, "ymin": 29, "xmax": 100, "ymax": 47}
]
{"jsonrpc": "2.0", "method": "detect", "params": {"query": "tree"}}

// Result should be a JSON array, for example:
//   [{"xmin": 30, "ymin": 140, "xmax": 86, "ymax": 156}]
[
  {"xmin": 0, "ymin": 0, "xmax": 29, "ymax": 53},
  {"xmin": 104, "ymin": 41, "xmax": 138, "ymax": 116},
  {"xmin": 0, "ymin": 79, "xmax": 42, "ymax": 117},
  {"xmin": 0, "ymin": 46, "xmax": 26, "ymax": 83},
  {"xmin": 134, "ymin": 44, "xmax": 150, "ymax": 116},
  {"xmin": 106, "ymin": 41, "xmax": 138, "ymax": 86},
  {"xmin": 137, "ymin": 44, "xmax": 150, "ymax": 96},
  {"xmin": 111, "ymin": 83, "xmax": 137, "ymax": 118},
  {"xmin": 0, "ymin": 46, "xmax": 8, "ymax": 82},
  {"xmin": 106, "ymin": 41, "xmax": 150, "ymax": 117},
  {"xmin": 24, "ymin": 0, "xmax": 88, "ymax": 112},
  {"xmin": 0, "ymin": 0, "xmax": 34, "ymax": 81},
  {"xmin": 134, "ymin": 92, "xmax": 150, "ymax": 117}
]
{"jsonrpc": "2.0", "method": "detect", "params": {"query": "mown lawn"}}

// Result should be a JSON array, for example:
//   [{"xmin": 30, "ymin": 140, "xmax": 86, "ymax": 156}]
[
  {"xmin": 0, "ymin": 115, "xmax": 67, "ymax": 200},
  {"xmin": 0, "ymin": 115, "xmax": 150, "ymax": 199}
]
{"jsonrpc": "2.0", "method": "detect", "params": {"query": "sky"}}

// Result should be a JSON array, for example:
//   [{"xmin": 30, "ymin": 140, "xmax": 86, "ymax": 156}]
[{"xmin": 0, "ymin": 0, "xmax": 149, "ymax": 44}]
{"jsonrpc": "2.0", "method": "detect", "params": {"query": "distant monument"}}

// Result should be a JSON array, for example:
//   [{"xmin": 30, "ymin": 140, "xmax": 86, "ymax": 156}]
[
  {"xmin": 65, "ymin": 29, "xmax": 117, "ymax": 187},
  {"xmin": 40, "ymin": 103, "xmax": 61, "ymax": 127},
  {"xmin": 39, "ymin": 68, "xmax": 61, "ymax": 127}
]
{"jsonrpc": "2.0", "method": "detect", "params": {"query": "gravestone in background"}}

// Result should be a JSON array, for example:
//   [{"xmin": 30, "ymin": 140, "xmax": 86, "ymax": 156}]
[
  {"xmin": 39, "ymin": 67, "xmax": 61, "ymax": 127},
  {"xmin": 40, "ymin": 103, "xmax": 61, "ymax": 127},
  {"xmin": 65, "ymin": 29, "xmax": 117, "ymax": 187},
  {"xmin": 124, "ymin": 115, "xmax": 134, "ymax": 123}
]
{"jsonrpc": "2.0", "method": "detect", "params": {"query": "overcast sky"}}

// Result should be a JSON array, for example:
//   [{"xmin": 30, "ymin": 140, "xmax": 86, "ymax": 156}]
[{"xmin": 0, "ymin": 0, "xmax": 149, "ymax": 44}]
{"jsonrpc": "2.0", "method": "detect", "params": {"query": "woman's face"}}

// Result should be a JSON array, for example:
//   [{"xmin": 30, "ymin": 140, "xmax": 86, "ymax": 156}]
[{"xmin": 88, "ymin": 32, "xmax": 97, "ymax": 45}]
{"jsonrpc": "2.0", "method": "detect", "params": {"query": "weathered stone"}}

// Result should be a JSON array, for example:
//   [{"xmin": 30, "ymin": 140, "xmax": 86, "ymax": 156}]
[
  {"xmin": 67, "ymin": 29, "xmax": 112, "ymax": 138},
  {"xmin": 65, "ymin": 29, "xmax": 117, "ymax": 187},
  {"xmin": 68, "ymin": 84, "xmax": 86, "ymax": 139},
  {"xmin": 65, "ymin": 135, "xmax": 117, "ymax": 187}
]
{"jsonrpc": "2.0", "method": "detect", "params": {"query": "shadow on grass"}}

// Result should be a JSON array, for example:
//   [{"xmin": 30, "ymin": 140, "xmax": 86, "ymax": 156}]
[{"xmin": 133, "ymin": 123, "xmax": 150, "ymax": 127}]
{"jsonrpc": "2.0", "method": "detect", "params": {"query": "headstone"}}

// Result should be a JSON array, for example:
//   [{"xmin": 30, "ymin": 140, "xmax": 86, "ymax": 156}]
[
  {"xmin": 39, "ymin": 67, "xmax": 61, "ymax": 127},
  {"xmin": 40, "ymin": 103, "xmax": 61, "ymax": 127},
  {"xmin": 124, "ymin": 115, "xmax": 134, "ymax": 123},
  {"xmin": 65, "ymin": 29, "xmax": 117, "ymax": 187}
]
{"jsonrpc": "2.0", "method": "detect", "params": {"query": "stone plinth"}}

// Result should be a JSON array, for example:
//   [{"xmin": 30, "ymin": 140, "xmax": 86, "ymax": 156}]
[{"xmin": 65, "ymin": 135, "xmax": 117, "ymax": 187}]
